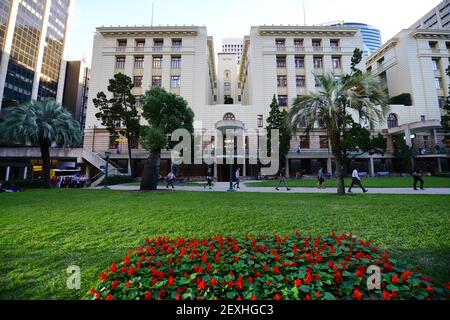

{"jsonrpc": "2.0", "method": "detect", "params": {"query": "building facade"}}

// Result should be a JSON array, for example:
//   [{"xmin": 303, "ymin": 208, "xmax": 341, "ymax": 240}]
[
  {"xmin": 410, "ymin": 0, "xmax": 449, "ymax": 30},
  {"xmin": 0, "ymin": 0, "xmax": 73, "ymax": 111},
  {"xmin": 222, "ymin": 38, "xmax": 244, "ymax": 64}
]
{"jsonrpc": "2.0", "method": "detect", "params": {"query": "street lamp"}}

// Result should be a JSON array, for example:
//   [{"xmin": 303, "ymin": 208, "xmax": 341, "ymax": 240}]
[
  {"xmin": 225, "ymin": 138, "xmax": 236, "ymax": 192},
  {"xmin": 103, "ymin": 151, "xmax": 111, "ymax": 190}
]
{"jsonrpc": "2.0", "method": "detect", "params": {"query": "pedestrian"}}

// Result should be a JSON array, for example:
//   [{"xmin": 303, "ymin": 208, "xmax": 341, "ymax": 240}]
[
  {"xmin": 204, "ymin": 172, "xmax": 213, "ymax": 190},
  {"xmin": 233, "ymin": 168, "xmax": 241, "ymax": 189},
  {"xmin": 317, "ymin": 166, "xmax": 326, "ymax": 189},
  {"xmin": 275, "ymin": 167, "xmax": 291, "ymax": 191},
  {"xmin": 348, "ymin": 168, "xmax": 368, "ymax": 193},
  {"xmin": 412, "ymin": 167, "xmax": 425, "ymax": 191},
  {"xmin": 166, "ymin": 171, "xmax": 176, "ymax": 189}
]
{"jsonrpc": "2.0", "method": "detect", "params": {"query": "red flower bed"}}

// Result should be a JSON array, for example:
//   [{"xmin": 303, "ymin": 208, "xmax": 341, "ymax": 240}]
[{"xmin": 87, "ymin": 233, "xmax": 449, "ymax": 300}]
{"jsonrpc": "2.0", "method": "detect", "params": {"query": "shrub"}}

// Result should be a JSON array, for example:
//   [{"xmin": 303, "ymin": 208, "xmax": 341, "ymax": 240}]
[
  {"xmin": 0, "ymin": 179, "xmax": 48, "ymax": 189},
  {"xmin": 107, "ymin": 175, "xmax": 136, "ymax": 186},
  {"xmin": 389, "ymin": 93, "xmax": 412, "ymax": 106},
  {"xmin": 86, "ymin": 233, "xmax": 449, "ymax": 301}
]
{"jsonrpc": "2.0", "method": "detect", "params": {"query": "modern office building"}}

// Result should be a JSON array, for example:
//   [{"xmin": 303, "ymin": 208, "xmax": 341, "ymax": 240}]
[
  {"xmin": 62, "ymin": 59, "xmax": 90, "ymax": 133},
  {"xmin": 0, "ymin": 0, "xmax": 73, "ymax": 111},
  {"xmin": 366, "ymin": 28, "xmax": 450, "ymax": 172},
  {"xmin": 222, "ymin": 38, "xmax": 244, "ymax": 64},
  {"xmin": 410, "ymin": 0, "xmax": 449, "ymax": 30},
  {"xmin": 325, "ymin": 21, "xmax": 382, "ymax": 57}
]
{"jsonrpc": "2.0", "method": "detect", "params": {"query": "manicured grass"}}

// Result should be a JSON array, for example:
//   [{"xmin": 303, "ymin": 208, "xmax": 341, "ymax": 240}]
[
  {"xmin": 246, "ymin": 177, "xmax": 450, "ymax": 188},
  {"xmin": 0, "ymin": 189, "xmax": 449, "ymax": 300}
]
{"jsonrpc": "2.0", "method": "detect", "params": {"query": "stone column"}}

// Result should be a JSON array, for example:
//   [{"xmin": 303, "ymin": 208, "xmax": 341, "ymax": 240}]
[
  {"xmin": 437, "ymin": 158, "xmax": 442, "ymax": 174},
  {"xmin": 404, "ymin": 127, "xmax": 412, "ymax": 147},
  {"xmin": 369, "ymin": 156, "xmax": 375, "ymax": 177},
  {"xmin": 327, "ymin": 158, "xmax": 333, "ymax": 175},
  {"xmin": 285, "ymin": 157, "xmax": 290, "ymax": 178}
]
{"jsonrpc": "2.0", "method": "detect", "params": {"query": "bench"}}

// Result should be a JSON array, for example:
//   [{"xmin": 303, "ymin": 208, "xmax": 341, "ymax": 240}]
[{"xmin": 377, "ymin": 172, "xmax": 390, "ymax": 177}]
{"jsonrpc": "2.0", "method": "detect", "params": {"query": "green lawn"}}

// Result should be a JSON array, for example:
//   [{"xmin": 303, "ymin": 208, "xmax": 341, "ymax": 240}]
[
  {"xmin": 246, "ymin": 177, "xmax": 450, "ymax": 188},
  {"xmin": 0, "ymin": 190, "xmax": 449, "ymax": 300}
]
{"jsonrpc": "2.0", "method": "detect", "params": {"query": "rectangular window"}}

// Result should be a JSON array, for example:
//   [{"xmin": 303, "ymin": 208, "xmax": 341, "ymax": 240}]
[
  {"xmin": 330, "ymin": 39, "xmax": 340, "ymax": 51},
  {"xmin": 299, "ymin": 136, "xmax": 310, "ymax": 149},
  {"xmin": 278, "ymin": 95, "xmax": 288, "ymax": 107},
  {"xmin": 313, "ymin": 56, "xmax": 323, "ymax": 69},
  {"xmin": 295, "ymin": 56, "xmax": 305, "ymax": 68},
  {"xmin": 135, "ymin": 39, "xmax": 145, "ymax": 51},
  {"xmin": 332, "ymin": 56, "xmax": 341, "ymax": 69},
  {"xmin": 134, "ymin": 56, "xmax": 144, "ymax": 69},
  {"xmin": 320, "ymin": 136, "xmax": 329, "ymax": 149},
  {"xmin": 133, "ymin": 76, "xmax": 143, "ymax": 88},
  {"xmin": 117, "ymin": 40, "xmax": 127, "ymax": 51},
  {"xmin": 294, "ymin": 39, "xmax": 304, "ymax": 51},
  {"xmin": 296, "ymin": 75, "xmax": 305, "ymax": 88},
  {"xmin": 312, "ymin": 39, "xmax": 322, "ymax": 51},
  {"xmin": 438, "ymin": 96, "xmax": 445, "ymax": 108},
  {"xmin": 152, "ymin": 76, "xmax": 162, "ymax": 87},
  {"xmin": 171, "ymin": 76, "xmax": 181, "ymax": 88},
  {"xmin": 238, "ymin": 95, "xmax": 242, "ymax": 102},
  {"xmin": 153, "ymin": 57, "xmax": 162, "ymax": 69},
  {"xmin": 154, "ymin": 39, "xmax": 164, "ymax": 51},
  {"xmin": 277, "ymin": 75, "xmax": 287, "ymax": 88},
  {"xmin": 171, "ymin": 56, "xmax": 181, "ymax": 69},
  {"xmin": 276, "ymin": 56, "xmax": 286, "ymax": 68},
  {"xmin": 172, "ymin": 39, "xmax": 182, "ymax": 51},
  {"xmin": 276, "ymin": 39, "xmax": 286, "ymax": 51},
  {"xmin": 432, "ymin": 59, "xmax": 439, "ymax": 71},
  {"xmin": 257, "ymin": 115, "xmax": 264, "ymax": 128},
  {"xmin": 116, "ymin": 56, "xmax": 125, "ymax": 69},
  {"xmin": 435, "ymin": 77, "xmax": 442, "ymax": 89}
]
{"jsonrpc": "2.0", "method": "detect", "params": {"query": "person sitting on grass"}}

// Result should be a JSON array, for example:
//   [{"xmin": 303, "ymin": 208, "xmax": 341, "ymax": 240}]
[
  {"xmin": 275, "ymin": 167, "xmax": 291, "ymax": 191},
  {"xmin": 348, "ymin": 168, "xmax": 368, "ymax": 194}
]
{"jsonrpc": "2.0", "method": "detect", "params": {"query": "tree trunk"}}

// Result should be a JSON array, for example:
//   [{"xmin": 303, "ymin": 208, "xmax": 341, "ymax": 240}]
[
  {"xmin": 126, "ymin": 134, "xmax": 134, "ymax": 177},
  {"xmin": 140, "ymin": 150, "xmax": 161, "ymax": 191},
  {"xmin": 330, "ymin": 132, "xmax": 346, "ymax": 196},
  {"xmin": 39, "ymin": 139, "xmax": 51, "ymax": 188}
]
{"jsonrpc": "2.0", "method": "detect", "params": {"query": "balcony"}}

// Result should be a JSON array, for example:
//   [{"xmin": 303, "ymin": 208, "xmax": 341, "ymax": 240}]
[
  {"xmin": 331, "ymin": 47, "xmax": 342, "ymax": 52},
  {"xmin": 294, "ymin": 46, "xmax": 305, "ymax": 52},
  {"xmin": 313, "ymin": 46, "xmax": 323, "ymax": 52},
  {"xmin": 116, "ymin": 46, "xmax": 127, "ymax": 52},
  {"xmin": 107, "ymin": 46, "xmax": 193, "ymax": 54}
]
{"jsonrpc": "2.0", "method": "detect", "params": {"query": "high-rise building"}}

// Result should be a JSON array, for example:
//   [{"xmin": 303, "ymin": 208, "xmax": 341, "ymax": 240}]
[
  {"xmin": 222, "ymin": 38, "xmax": 244, "ymax": 64},
  {"xmin": 410, "ymin": 0, "xmax": 449, "ymax": 30},
  {"xmin": 0, "ymin": 0, "xmax": 73, "ymax": 111},
  {"xmin": 324, "ymin": 22, "xmax": 382, "ymax": 57}
]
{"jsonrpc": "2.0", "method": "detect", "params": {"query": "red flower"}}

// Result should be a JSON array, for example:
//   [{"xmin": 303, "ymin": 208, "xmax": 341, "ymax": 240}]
[
  {"xmin": 305, "ymin": 272, "xmax": 313, "ymax": 285},
  {"xmin": 211, "ymin": 278, "xmax": 218, "ymax": 287},
  {"xmin": 123, "ymin": 257, "xmax": 131, "ymax": 266},
  {"xmin": 248, "ymin": 277, "xmax": 254, "ymax": 284},
  {"xmin": 175, "ymin": 295, "xmax": 182, "ymax": 301},
  {"xmin": 125, "ymin": 281, "xmax": 131, "ymax": 288},
  {"xmin": 304, "ymin": 295, "xmax": 312, "ymax": 301},
  {"xmin": 106, "ymin": 294, "xmax": 113, "ymax": 301},
  {"xmin": 168, "ymin": 277, "xmax": 175, "ymax": 287},
  {"xmin": 383, "ymin": 291, "xmax": 392, "ymax": 301},
  {"xmin": 356, "ymin": 270, "xmax": 364, "ymax": 279},
  {"xmin": 274, "ymin": 294, "xmax": 282, "ymax": 301},
  {"xmin": 236, "ymin": 277, "xmax": 244, "ymax": 291},
  {"xmin": 401, "ymin": 270, "xmax": 412, "ymax": 282},
  {"xmin": 128, "ymin": 268, "xmax": 136, "ymax": 276},
  {"xmin": 294, "ymin": 279, "xmax": 302, "ymax": 287},
  {"xmin": 144, "ymin": 292, "xmax": 152, "ymax": 300},
  {"xmin": 109, "ymin": 264, "xmax": 118, "ymax": 273},
  {"xmin": 426, "ymin": 286, "xmax": 435, "ymax": 295},
  {"xmin": 101, "ymin": 272, "xmax": 108, "ymax": 282},
  {"xmin": 392, "ymin": 276, "xmax": 399, "ymax": 285},
  {"xmin": 227, "ymin": 280, "xmax": 234, "ymax": 288},
  {"xmin": 273, "ymin": 265, "xmax": 280, "ymax": 275},
  {"xmin": 352, "ymin": 289, "xmax": 364, "ymax": 301},
  {"xmin": 384, "ymin": 262, "xmax": 394, "ymax": 272},
  {"xmin": 334, "ymin": 271, "xmax": 343, "ymax": 284},
  {"xmin": 111, "ymin": 280, "xmax": 119, "ymax": 290},
  {"xmin": 251, "ymin": 296, "xmax": 257, "ymax": 301},
  {"xmin": 315, "ymin": 291, "xmax": 321, "ymax": 299},
  {"xmin": 95, "ymin": 293, "xmax": 102, "ymax": 300}
]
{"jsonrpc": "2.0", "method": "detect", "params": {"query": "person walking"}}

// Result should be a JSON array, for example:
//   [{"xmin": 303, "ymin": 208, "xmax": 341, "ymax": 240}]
[
  {"xmin": 348, "ymin": 168, "xmax": 368, "ymax": 193},
  {"xmin": 275, "ymin": 167, "xmax": 291, "ymax": 191},
  {"xmin": 233, "ymin": 168, "xmax": 241, "ymax": 189},
  {"xmin": 204, "ymin": 172, "xmax": 213, "ymax": 190},
  {"xmin": 412, "ymin": 167, "xmax": 425, "ymax": 191},
  {"xmin": 166, "ymin": 171, "xmax": 176, "ymax": 189},
  {"xmin": 317, "ymin": 166, "xmax": 326, "ymax": 189}
]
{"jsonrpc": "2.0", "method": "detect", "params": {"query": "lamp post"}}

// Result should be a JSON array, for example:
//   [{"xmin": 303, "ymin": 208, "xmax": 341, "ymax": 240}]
[
  {"xmin": 225, "ymin": 138, "xmax": 236, "ymax": 193},
  {"xmin": 103, "ymin": 151, "xmax": 111, "ymax": 190}
]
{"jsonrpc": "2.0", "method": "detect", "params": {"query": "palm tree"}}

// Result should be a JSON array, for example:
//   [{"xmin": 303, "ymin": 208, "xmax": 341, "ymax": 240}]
[
  {"xmin": 0, "ymin": 99, "xmax": 82, "ymax": 187},
  {"xmin": 289, "ymin": 72, "xmax": 389, "ymax": 195}
]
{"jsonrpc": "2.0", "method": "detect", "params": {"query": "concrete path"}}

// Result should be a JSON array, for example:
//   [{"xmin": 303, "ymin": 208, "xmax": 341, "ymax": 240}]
[{"xmin": 101, "ymin": 182, "xmax": 450, "ymax": 195}]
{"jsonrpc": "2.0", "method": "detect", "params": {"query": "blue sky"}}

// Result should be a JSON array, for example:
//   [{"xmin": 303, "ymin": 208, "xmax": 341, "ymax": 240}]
[{"xmin": 67, "ymin": 0, "xmax": 443, "ymax": 65}]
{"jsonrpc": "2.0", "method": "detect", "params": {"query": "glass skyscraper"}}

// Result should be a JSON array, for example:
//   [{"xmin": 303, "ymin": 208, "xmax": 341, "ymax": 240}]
[
  {"xmin": 329, "ymin": 22, "xmax": 382, "ymax": 57},
  {"xmin": 0, "ymin": 0, "xmax": 72, "ymax": 110}
]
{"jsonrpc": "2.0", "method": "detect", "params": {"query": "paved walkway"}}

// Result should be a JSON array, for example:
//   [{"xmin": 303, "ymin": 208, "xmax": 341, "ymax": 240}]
[{"xmin": 101, "ymin": 182, "xmax": 450, "ymax": 195}]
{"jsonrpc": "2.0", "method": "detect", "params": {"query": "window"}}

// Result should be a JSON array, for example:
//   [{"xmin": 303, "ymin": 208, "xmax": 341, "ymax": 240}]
[
  {"xmin": 224, "ymin": 113, "xmax": 236, "ymax": 121},
  {"xmin": 429, "ymin": 41, "xmax": 438, "ymax": 49},
  {"xmin": 330, "ymin": 39, "xmax": 340, "ymax": 51},
  {"xmin": 171, "ymin": 56, "xmax": 181, "ymax": 69},
  {"xmin": 320, "ymin": 136, "xmax": 329, "ymax": 149},
  {"xmin": 278, "ymin": 95, "xmax": 288, "ymax": 107},
  {"xmin": 432, "ymin": 59, "xmax": 439, "ymax": 71},
  {"xmin": 238, "ymin": 95, "xmax": 242, "ymax": 102},
  {"xmin": 377, "ymin": 57, "xmax": 385, "ymax": 66},
  {"xmin": 438, "ymin": 96, "xmax": 445, "ymax": 109},
  {"xmin": 295, "ymin": 56, "xmax": 305, "ymax": 68},
  {"xmin": 171, "ymin": 76, "xmax": 181, "ymax": 88},
  {"xmin": 224, "ymin": 82, "xmax": 231, "ymax": 91},
  {"xmin": 312, "ymin": 39, "xmax": 322, "ymax": 51},
  {"xmin": 133, "ymin": 76, "xmax": 143, "ymax": 88},
  {"xmin": 172, "ymin": 39, "xmax": 182, "ymax": 51},
  {"xmin": 152, "ymin": 76, "xmax": 162, "ymax": 87},
  {"xmin": 332, "ymin": 56, "xmax": 341, "ymax": 69},
  {"xmin": 276, "ymin": 39, "xmax": 286, "ymax": 51},
  {"xmin": 294, "ymin": 39, "xmax": 304, "ymax": 50},
  {"xmin": 299, "ymin": 136, "xmax": 310, "ymax": 149},
  {"xmin": 435, "ymin": 77, "xmax": 442, "ymax": 89},
  {"xmin": 313, "ymin": 56, "xmax": 323, "ymax": 69},
  {"xmin": 134, "ymin": 56, "xmax": 144, "ymax": 69},
  {"xmin": 116, "ymin": 56, "xmax": 125, "ymax": 69},
  {"xmin": 423, "ymin": 136, "xmax": 430, "ymax": 149},
  {"xmin": 421, "ymin": 115, "xmax": 426, "ymax": 122},
  {"xmin": 153, "ymin": 57, "xmax": 162, "ymax": 69},
  {"xmin": 277, "ymin": 75, "xmax": 287, "ymax": 88},
  {"xmin": 296, "ymin": 75, "xmax": 305, "ymax": 88},
  {"xmin": 135, "ymin": 39, "xmax": 145, "ymax": 51},
  {"xmin": 387, "ymin": 114, "xmax": 398, "ymax": 129},
  {"xmin": 154, "ymin": 39, "xmax": 164, "ymax": 51},
  {"xmin": 257, "ymin": 115, "xmax": 264, "ymax": 128},
  {"xmin": 276, "ymin": 56, "xmax": 286, "ymax": 68},
  {"xmin": 135, "ymin": 96, "xmax": 142, "ymax": 108},
  {"xmin": 117, "ymin": 40, "xmax": 127, "ymax": 51}
]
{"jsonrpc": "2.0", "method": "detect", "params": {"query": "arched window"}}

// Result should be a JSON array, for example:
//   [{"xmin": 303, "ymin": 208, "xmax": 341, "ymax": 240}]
[
  {"xmin": 224, "ymin": 70, "xmax": 231, "ymax": 81},
  {"xmin": 223, "ymin": 113, "xmax": 236, "ymax": 121},
  {"xmin": 387, "ymin": 114, "xmax": 398, "ymax": 129}
]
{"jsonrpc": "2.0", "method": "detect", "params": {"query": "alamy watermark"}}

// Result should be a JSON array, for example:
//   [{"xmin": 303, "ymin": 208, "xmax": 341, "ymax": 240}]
[{"xmin": 67, "ymin": 265, "xmax": 81, "ymax": 290}]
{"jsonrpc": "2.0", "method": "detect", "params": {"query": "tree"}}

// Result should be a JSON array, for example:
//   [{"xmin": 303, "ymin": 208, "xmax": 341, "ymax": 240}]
[
  {"xmin": 393, "ymin": 135, "xmax": 414, "ymax": 173},
  {"xmin": 289, "ymin": 69, "xmax": 389, "ymax": 195},
  {"xmin": 441, "ymin": 66, "xmax": 450, "ymax": 146},
  {"xmin": 342, "ymin": 122, "xmax": 387, "ymax": 160},
  {"xmin": 224, "ymin": 96, "xmax": 234, "ymax": 105},
  {"xmin": 93, "ymin": 73, "xmax": 140, "ymax": 176},
  {"xmin": 140, "ymin": 87, "xmax": 194, "ymax": 191},
  {"xmin": 266, "ymin": 95, "xmax": 292, "ymax": 165},
  {"xmin": 0, "ymin": 99, "xmax": 81, "ymax": 187}
]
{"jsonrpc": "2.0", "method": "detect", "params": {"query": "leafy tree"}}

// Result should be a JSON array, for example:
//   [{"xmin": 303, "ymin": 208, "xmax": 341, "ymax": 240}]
[
  {"xmin": 350, "ymin": 48, "xmax": 364, "ymax": 75},
  {"xmin": 140, "ymin": 87, "xmax": 194, "ymax": 191},
  {"xmin": 93, "ymin": 73, "xmax": 140, "ymax": 176},
  {"xmin": 393, "ymin": 135, "xmax": 414, "ymax": 173},
  {"xmin": 224, "ymin": 96, "xmax": 234, "ymax": 105},
  {"xmin": 0, "ymin": 99, "xmax": 81, "ymax": 187},
  {"xmin": 441, "ymin": 66, "xmax": 450, "ymax": 146},
  {"xmin": 290, "ymin": 57, "xmax": 389, "ymax": 195},
  {"xmin": 266, "ymin": 95, "xmax": 292, "ymax": 165}
]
